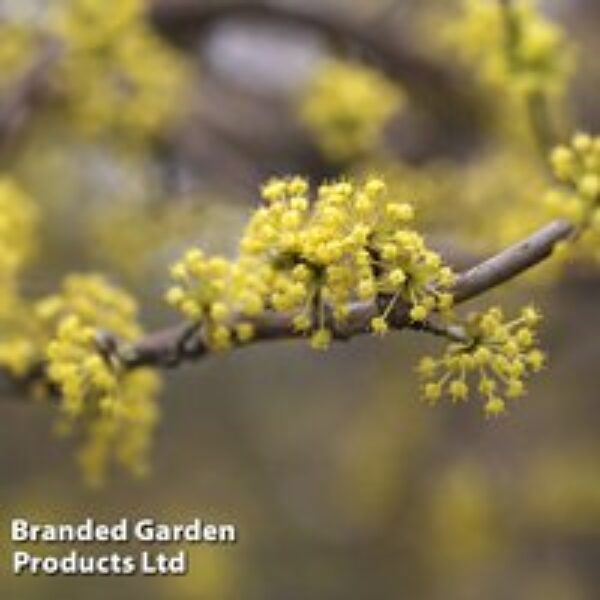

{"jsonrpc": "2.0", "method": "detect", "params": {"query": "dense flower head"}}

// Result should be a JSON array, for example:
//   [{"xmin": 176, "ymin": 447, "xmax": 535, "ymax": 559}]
[
  {"xmin": 167, "ymin": 176, "xmax": 455, "ymax": 350},
  {"xmin": 165, "ymin": 251, "xmax": 265, "ymax": 350},
  {"xmin": 0, "ymin": 272, "xmax": 163, "ymax": 486},
  {"xmin": 299, "ymin": 60, "xmax": 404, "ymax": 162},
  {"xmin": 51, "ymin": 0, "xmax": 188, "ymax": 140},
  {"xmin": 47, "ymin": 315, "xmax": 160, "ymax": 487},
  {"xmin": 418, "ymin": 305, "xmax": 545, "ymax": 416},
  {"xmin": 445, "ymin": 0, "xmax": 573, "ymax": 98},
  {"xmin": 546, "ymin": 133, "xmax": 600, "ymax": 261}
]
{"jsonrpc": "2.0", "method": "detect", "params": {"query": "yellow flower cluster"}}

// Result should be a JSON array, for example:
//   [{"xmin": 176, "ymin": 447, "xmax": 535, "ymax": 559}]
[
  {"xmin": 445, "ymin": 0, "xmax": 573, "ymax": 98},
  {"xmin": 0, "ymin": 175, "xmax": 162, "ymax": 486},
  {"xmin": 47, "ymin": 315, "xmax": 159, "ymax": 487},
  {"xmin": 166, "ymin": 252, "xmax": 264, "ymax": 350},
  {"xmin": 546, "ymin": 132, "xmax": 600, "ymax": 261},
  {"xmin": 418, "ymin": 306, "xmax": 545, "ymax": 417},
  {"xmin": 299, "ymin": 60, "xmax": 404, "ymax": 162},
  {"xmin": 2, "ymin": 272, "xmax": 137, "ymax": 373},
  {"xmin": 40, "ymin": 275, "xmax": 160, "ymax": 486},
  {"xmin": 0, "ymin": 268, "xmax": 161, "ymax": 485},
  {"xmin": 167, "ymin": 176, "xmax": 455, "ymax": 350},
  {"xmin": 13, "ymin": 274, "xmax": 159, "ymax": 487},
  {"xmin": 51, "ymin": 0, "xmax": 188, "ymax": 140}
]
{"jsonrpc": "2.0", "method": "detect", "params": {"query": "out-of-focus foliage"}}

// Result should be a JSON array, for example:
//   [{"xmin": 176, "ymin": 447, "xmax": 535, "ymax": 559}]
[
  {"xmin": 0, "ymin": 178, "xmax": 38, "ymax": 291},
  {"xmin": 51, "ymin": 0, "xmax": 189, "ymax": 142},
  {"xmin": 299, "ymin": 59, "xmax": 404, "ymax": 162},
  {"xmin": 547, "ymin": 132, "xmax": 600, "ymax": 262},
  {"xmin": 0, "ymin": 178, "xmax": 39, "ymax": 375},
  {"xmin": 0, "ymin": 0, "xmax": 189, "ymax": 145},
  {"xmin": 90, "ymin": 197, "xmax": 211, "ymax": 281},
  {"xmin": 444, "ymin": 0, "xmax": 573, "ymax": 98},
  {"xmin": 420, "ymin": 0, "xmax": 574, "ymax": 150},
  {"xmin": 0, "ymin": 23, "xmax": 36, "ymax": 91}
]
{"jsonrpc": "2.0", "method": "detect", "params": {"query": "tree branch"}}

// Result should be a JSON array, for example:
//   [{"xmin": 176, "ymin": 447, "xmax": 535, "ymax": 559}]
[
  {"xmin": 124, "ymin": 219, "xmax": 574, "ymax": 369},
  {"xmin": 0, "ymin": 218, "xmax": 575, "ymax": 402}
]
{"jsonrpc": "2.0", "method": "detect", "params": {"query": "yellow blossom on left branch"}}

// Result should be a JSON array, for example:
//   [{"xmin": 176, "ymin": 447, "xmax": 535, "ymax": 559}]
[
  {"xmin": 38, "ymin": 274, "xmax": 162, "ymax": 487},
  {"xmin": 47, "ymin": 314, "xmax": 160, "ymax": 487}
]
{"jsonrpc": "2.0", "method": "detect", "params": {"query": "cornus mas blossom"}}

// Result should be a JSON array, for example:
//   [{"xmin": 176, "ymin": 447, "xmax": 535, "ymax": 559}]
[
  {"xmin": 418, "ymin": 306, "xmax": 545, "ymax": 417},
  {"xmin": 0, "ymin": 270, "xmax": 161, "ymax": 487},
  {"xmin": 47, "ymin": 316, "xmax": 160, "ymax": 488},
  {"xmin": 167, "ymin": 176, "xmax": 456, "ymax": 350},
  {"xmin": 42, "ymin": 275, "xmax": 161, "ymax": 487},
  {"xmin": 166, "ymin": 252, "xmax": 265, "ymax": 350}
]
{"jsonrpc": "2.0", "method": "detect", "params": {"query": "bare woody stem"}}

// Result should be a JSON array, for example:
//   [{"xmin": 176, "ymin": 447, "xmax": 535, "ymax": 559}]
[{"xmin": 124, "ymin": 219, "xmax": 574, "ymax": 369}]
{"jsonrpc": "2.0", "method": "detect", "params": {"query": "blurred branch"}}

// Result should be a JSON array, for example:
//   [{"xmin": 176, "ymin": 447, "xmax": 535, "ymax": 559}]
[
  {"xmin": 497, "ymin": 0, "xmax": 558, "ymax": 156},
  {"xmin": 0, "ymin": 39, "xmax": 62, "ymax": 155},
  {"xmin": 124, "ymin": 219, "xmax": 574, "ymax": 369}
]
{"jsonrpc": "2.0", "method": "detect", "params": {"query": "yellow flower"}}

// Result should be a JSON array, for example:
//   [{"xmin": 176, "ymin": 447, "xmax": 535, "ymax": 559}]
[
  {"xmin": 417, "ymin": 306, "xmax": 545, "ymax": 415},
  {"xmin": 8, "ymin": 273, "xmax": 162, "ymax": 486},
  {"xmin": 167, "ymin": 175, "xmax": 455, "ymax": 352}
]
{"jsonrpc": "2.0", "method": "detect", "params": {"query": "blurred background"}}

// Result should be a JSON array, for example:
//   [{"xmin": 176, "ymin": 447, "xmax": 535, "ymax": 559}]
[{"xmin": 0, "ymin": 0, "xmax": 599, "ymax": 598}]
